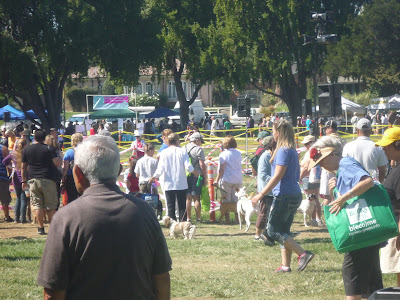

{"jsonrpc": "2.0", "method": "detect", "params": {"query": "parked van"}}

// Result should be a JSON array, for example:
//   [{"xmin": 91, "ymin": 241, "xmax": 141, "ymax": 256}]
[
  {"xmin": 170, "ymin": 99, "xmax": 205, "ymax": 124},
  {"xmin": 67, "ymin": 114, "xmax": 91, "ymax": 125}
]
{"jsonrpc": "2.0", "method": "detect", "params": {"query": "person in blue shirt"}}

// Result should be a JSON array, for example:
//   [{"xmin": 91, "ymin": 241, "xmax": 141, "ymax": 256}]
[
  {"xmin": 308, "ymin": 135, "xmax": 381, "ymax": 299},
  {"xmin": 306, "ymin": 115, "xmax": 312, "ymax": 132},
  {"xmin": 251, "ymin": 119, "xmax": 314, "ymax": 272},
  {"xmin": 61, "ymin": 133, "xmax": 83, "ymax": 204},
  {"xmin": 254, "ymin": 136, "xmax": 275, "ymax": 241}
]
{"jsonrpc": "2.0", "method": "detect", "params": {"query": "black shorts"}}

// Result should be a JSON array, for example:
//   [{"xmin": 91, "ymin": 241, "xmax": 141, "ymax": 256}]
[
  {"xmin": 186, "ymin": 174, "xmax": 202, "ymax": 196},
  {"xmin": 342, "ymin": 244, "xmax": 383, "ymax": 297}
]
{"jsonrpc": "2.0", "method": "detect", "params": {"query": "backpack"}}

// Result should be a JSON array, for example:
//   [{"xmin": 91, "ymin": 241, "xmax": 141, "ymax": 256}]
[
  {"xmin": 185, "ymin": 145, "xmax": 199, "ymax": 177},
  {"xmin": 250, "ymin": 148, "xmax": 266, "ymax": 171}
]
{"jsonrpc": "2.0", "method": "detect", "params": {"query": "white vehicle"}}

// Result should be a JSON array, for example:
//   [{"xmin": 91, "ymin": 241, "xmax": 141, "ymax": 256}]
[
  {"xmin": 208, "ymin": 113, "xmax": 228, "ymax": 121},
  {"xmin": 67, "ymin": 114, "xmax": 91, "ymax": 125},
  {"xmin": 230, "ymin": 109, "xmax": 264, "ymax": 127},
  {"xmin": 169, "ymin": 99, "xmax": 205, "ymax": 124}
]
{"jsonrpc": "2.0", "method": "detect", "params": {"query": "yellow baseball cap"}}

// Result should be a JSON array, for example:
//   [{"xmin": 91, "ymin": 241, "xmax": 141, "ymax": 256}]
[{"xmin": 375, "ymin": 127, "xmax": 400, "ymax": 147}]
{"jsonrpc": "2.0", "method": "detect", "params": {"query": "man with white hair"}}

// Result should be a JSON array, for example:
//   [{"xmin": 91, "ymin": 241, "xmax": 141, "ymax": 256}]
[
  {"xmin": 37, "ymin": 136, "xmax": 171, "ymax": 300},
  {"xmin": 342, "ymin": 118, "xmax": 388, "ymax": 183}
]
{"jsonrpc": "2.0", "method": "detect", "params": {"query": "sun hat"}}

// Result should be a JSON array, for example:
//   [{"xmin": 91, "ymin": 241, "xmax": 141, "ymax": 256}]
[
  {"xmin": 375, "ymin": 127, "xmax": 400, "ymax": 147},
  {"xmin": 262, "ymin": 136, "xmax": 274, "ymax": 147},
  {"xmin": 356, "ymin": 118, "xmax": 372, "ymax": 130},
  {"xmin": 307, "ymin": 147, "xmax": 336, "ymax": 171},
  {"xmin": 301, "ymin": 135, "xmax": 316, "ymax": 145},
  {"xmin": 190, "ymin": 132, "xmax": 204, "ymax": 143},
  {"xmin": 255, "ymin": 131, "xmax": 269, "ymax": 142},
  {"xmin": 134, "ymin": 130, "xmax": 141, "ymax": 137}
]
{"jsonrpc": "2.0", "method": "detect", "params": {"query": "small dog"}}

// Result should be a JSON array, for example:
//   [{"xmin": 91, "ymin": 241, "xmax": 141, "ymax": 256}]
[
  {"xmin": 219, "ymin": 202, "xmax": 238, "ymax": 224},
  {"xmin": 236, "ymin": 187, "xmax": 260, "ymax": 232},
  {"xmin": 297, "ymin": 194, "xmax": 316, "ymax": 227},
  {"xmin": 162, "ymin": 216, "xmax": 196, "ymax": 240}
]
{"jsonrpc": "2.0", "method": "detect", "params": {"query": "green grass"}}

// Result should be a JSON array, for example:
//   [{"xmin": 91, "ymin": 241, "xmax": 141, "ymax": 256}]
[
  {"xmin": 0, "ymin": 217, "xmax": 397, "ymax": 299},
  {"xmin": 0, "ymin": 138, "xmax": 397, "ymax": 299}
]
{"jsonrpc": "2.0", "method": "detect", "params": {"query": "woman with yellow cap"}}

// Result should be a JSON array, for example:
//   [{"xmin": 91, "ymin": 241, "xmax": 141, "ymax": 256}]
[
  {"xmin": 376, "ymin": 127, "xmax": 400, "ymax": 286},
  {"xmin": 308, "ymin": 135, "xmax": 382, "ymax": 299}
]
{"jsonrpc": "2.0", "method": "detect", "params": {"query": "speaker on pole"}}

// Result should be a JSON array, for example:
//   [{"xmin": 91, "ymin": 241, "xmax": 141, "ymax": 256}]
[
  {"xmin": 317, "ymin": 83, "xmax": 342, "ymax": 117},
  {"xmin": 3, "ymin": 112, "xmax": 10, "ymax": 123},
  {"xmin": 302, "ymin": 99, "xmax": 312, "ymax": 116}
]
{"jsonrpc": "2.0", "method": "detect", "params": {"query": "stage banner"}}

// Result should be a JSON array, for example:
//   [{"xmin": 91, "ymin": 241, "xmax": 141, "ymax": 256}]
[{"xmin": 93, "ymin": 96, "xmax": 129, "ymax": 110}]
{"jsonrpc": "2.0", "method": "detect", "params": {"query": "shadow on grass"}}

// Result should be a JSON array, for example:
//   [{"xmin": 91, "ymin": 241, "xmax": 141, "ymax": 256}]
[
  {"xmin": 1, "ymin": 256, "xmax": 41, "ymax": 261},
  {"xmin": 299, "ymin": 237, "xmax": 332, "ymax": 244},
  {"xmin": 198, "ymin": 232, "xmax": 250, "ymax": 237}
]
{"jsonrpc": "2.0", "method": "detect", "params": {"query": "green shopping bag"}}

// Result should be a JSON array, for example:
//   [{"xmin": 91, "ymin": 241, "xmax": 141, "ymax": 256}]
[
  {"xmin": 201, "ymin": 185, "xmax": 210, "ymax": 212},
  {"xmin": 324, "ymin": 182, "xmax": 399, "ymax": 253}
]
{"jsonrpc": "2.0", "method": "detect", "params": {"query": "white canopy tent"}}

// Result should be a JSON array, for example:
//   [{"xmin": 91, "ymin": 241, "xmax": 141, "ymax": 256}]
[
  {"xmin": 341, "ymin": 97, "xmax": 365, "ymax": 114},
  {"xmin": 341, "ymin": 97, "xmax": 366, "ymax": 127},
  {"xmin": 369, "ymin": 94, "xmax": 400, "ymax": 110}
]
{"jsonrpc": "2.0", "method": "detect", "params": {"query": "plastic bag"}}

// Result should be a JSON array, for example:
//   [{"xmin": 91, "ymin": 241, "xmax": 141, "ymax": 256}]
[
  {"xmin": 201, "ymin": 185, "xmax": 210, "ymax": 212},
  {"xmin": 324, "ymin": 183, "xmax": 398, "ymax": 253}
]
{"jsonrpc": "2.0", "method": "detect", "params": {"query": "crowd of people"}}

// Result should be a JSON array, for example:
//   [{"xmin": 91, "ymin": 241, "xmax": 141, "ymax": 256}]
[{"xmin": 1, "ymin": 113, "xmax": 400, "ymax": 299}]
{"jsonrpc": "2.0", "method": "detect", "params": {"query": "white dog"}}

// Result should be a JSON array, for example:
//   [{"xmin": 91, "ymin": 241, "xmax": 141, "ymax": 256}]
[
  {"xmin": 297, "ymin": 194, "xmax": 316, "ymax": 227},
  {"xmin": 236, "ymin": 187, "xmax": 260, "ymax": 232},
  {"xmin": 162, "ymin": 216, "xmax": 196, "ymax": 240}
]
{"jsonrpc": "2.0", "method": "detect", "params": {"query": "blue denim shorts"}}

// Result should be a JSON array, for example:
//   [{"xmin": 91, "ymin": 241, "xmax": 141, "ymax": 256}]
[{"xmin": 267, "ymin": 193, "xmax": 302, "ymax": 245}]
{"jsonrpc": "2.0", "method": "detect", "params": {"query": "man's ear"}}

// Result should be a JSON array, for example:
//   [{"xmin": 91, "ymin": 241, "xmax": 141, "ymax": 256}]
[{"xmin": 73, "ymin": 165, "xmax": 90, "ymax": 195}]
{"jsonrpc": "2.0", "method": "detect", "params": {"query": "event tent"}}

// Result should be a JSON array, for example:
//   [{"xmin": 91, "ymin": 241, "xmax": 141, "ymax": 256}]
[
  {"xmin": 0, "ymin": 105, "xmax": 26, "ymax": 120},
  {"xmin": 341, "ymin": 97, "xmax": 365, "ymax": 114},
  {"xmin": 89, "ymin": 108, "xmax": 137, "ymax": 119},
  {"xmin": 143, "ymin": 107, "xmax": 179, "ymax": 118},
  {"xmin": 368, "ymin": 94, "xmax": 400, "ymax": 110}
]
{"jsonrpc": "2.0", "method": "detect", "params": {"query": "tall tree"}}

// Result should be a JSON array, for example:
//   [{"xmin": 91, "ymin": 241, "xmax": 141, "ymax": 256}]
[
  {"xmin": 153, "ymin": 0, "xmax": 219, "ymax": 129},
  {"xmin": 324, "ymin": 0, "xmax": 400, "ymax": 96},
  {"xmin": 0, "ymin": 0, "xmax": 160, "ymax": 130},
  {"xmin": 212, "ymin": 0, "xmax": 366, "ymax": 122}
]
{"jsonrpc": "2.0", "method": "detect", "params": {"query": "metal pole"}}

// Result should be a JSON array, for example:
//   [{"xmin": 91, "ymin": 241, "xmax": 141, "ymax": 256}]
[
  {"xmin": 135, "ymin": 93, "xmax": 138, "ymax": 128},
  {"xmin": 313, "ymin": 42, "xmax": 319, "ymax": 138}
]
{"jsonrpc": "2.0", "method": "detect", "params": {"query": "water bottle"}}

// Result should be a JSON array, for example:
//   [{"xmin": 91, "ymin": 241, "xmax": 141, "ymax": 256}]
[{"xmin": 196, "ymin": 175, "xmax": 203, "ymax": 187}]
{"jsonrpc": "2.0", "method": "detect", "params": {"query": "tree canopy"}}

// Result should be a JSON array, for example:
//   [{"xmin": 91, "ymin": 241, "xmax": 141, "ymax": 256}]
[
  {"xmin": 324, "ymin": 0, "xmax": 400, "ymax": 96},
  {"xmin": 0, "ymin": 0, "xmax": 160, "ymax": 129},
  {"xmin": 211, "ymin": 0, "xmax": 366, "ymax": 121},
  {"xmin": 151, "ymin": 0, "xmax": 219, "ymax": 128}
]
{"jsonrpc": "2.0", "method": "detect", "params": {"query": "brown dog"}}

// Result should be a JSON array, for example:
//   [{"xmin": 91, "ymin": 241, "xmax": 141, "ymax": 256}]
[
  {"xmin": 219, "ymin": 202, "xmax": 238, "ymax": 224},
  {"xmin": 162, "ymin": 216, "xmax": 196, "ymax": 240}
]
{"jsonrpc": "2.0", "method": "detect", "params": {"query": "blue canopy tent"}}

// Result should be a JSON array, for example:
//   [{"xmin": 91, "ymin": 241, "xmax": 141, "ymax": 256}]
[
  {"xmin": 143, "ymin": 107, "xmax": 179, "ymax": 118},
  {"xmin": 0, "ymin": 105, "xmax": 44, "ymax": 120},
  {"xmin": 0, "ymin": 105, "xmax": 26, "ymax": 120},
  {"xmin": 27, "ymin": 109, "xmax": 39, "ymax": 119}
]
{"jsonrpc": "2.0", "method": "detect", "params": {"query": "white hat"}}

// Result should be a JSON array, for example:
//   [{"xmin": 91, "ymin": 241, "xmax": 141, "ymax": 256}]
[
  {"xmin": 134, "ymin": 130, "xmax": 141, "ymax": 137},
  {"xmin": 301, "ymin": 135, "xmax": 316, "ymax": 144},
  {"xmin": 356, "ymin": 118, "xmax": 372, "ymax": 130},
  {"xmin": 190, "ymin": 132, "xmax": 204, "ymax": 143}
]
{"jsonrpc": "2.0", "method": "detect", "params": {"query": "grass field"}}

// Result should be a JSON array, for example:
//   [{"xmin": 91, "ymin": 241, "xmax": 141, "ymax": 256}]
[{"xmin": 0, "ymin": 132, "xmax": 397, "ymax": 299}]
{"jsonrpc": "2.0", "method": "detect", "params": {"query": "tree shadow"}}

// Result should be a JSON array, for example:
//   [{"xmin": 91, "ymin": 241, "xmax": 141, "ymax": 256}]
[
  {"xmin": 299, "ymin": 237, "xmax": 332, "ymax": 244},
  {"xmin": 198, "ymin": 232, "xmax": 250, "ymax": 237},
  {"xmin": 2, "ymin": 256, "xmax": 41, "ymax": 261}
]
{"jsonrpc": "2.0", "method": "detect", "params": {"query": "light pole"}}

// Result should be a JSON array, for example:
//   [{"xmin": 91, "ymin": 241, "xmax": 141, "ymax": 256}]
[{"xmin": 131, "ymin": 90, "xmax": 138, "ymax": 127}]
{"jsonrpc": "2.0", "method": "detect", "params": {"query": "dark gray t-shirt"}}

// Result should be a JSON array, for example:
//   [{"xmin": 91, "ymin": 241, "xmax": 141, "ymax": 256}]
[{"xmin": 37, "ymin": 183, "xmax": 172, "ymax": 300}]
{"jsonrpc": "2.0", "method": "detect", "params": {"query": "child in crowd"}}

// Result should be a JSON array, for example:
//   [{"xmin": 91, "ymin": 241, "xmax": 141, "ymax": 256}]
[
  {"xmin": 126, "ymin": 157, "xmax": 139, "ymax": 194},
  {"xmin": 134, "ymin": 143, "xmax": 158, "ymax": 193}
]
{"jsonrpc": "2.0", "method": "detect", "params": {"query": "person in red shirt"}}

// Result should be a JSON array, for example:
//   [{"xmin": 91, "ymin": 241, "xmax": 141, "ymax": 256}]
[
  {"xmin": 89, "ymin": 123, "xmax": 96, "ymax": 136},
  {"xmin": 126, "ymin": 157, "xmax": 140, "ymax": 194}
]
